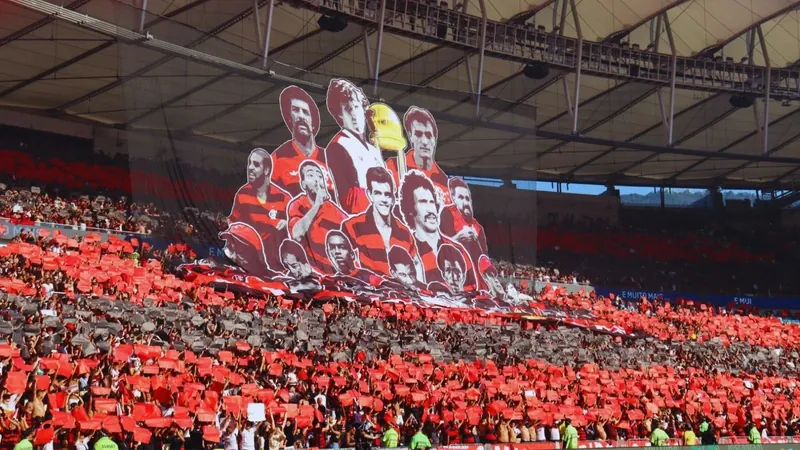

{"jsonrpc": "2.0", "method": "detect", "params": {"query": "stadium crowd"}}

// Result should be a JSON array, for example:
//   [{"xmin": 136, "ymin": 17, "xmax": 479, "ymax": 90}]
[
  {"xmin": 0, "ymin": 207, "xmax": 798, "ymax": 449},
  {"xmin": 3, "ymin": 138, "xmax": 800, "ymax": 449}
]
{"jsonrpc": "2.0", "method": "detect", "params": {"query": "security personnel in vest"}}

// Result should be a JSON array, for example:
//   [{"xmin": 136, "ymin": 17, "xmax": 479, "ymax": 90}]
[
  {"xmin": 650, "ymin": 420, "xmax": 670, "ymax": 447},
  {"xmin": 746, "ymin": 422, "xmax": 762, "ymax": 444},
  {"xmin": 13, "ymin": 429, "xmax": 34, "ymax": 450},
  {"xmin": 562, "ymin": 418, "xmax": 579, "ymax": 449},
  {"xmin": 94, "ymin": 431, "xmax": 120, "ymax": 450}
]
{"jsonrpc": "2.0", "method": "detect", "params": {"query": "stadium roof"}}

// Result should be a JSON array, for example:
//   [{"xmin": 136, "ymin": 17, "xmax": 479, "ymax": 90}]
[{"xmin": 2, "ymin": 0, "xmax": 800, "ymax": 188}]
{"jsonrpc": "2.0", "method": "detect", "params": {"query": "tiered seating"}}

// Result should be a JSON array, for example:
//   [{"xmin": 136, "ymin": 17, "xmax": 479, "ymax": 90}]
[{"xmin": 0, "ymin": 228, "xmax": 799, "ymax": 448}]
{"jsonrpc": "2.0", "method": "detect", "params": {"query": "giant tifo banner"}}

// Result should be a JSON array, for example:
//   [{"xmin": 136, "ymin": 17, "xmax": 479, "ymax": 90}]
[{"xmin": 214, "ymin": 80, "xmax": 520, "ymax": 311}]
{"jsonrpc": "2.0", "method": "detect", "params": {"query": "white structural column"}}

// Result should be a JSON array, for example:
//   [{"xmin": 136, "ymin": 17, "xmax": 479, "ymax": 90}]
[
  {"xmin": 568, "ymin": 0, "xmax": 581, "ymax": 134},
  {"xmin": 663, "ymin": 11, "xmax": 677, "ymax": 145},
  {"xmin": 475, "ymin": 0, "xmax": 488, "ymax": 116},
  {"xmin": 253, "ymin": 0, "xmax": 263, "ymax": 53},
  {"xmin": 757, "ymin": 25, "xmax": 770, "ymax": 154},
  {"xmin": 372, "ymin": 0, "xmax": 387, "ymax": 95},
  {"xmin": 261, "ymin": 0, "xmax": 274, "ymax": 69},
  {"xmin": 138, "ymin": 0, "xmax": 148, "ymax": 32}
]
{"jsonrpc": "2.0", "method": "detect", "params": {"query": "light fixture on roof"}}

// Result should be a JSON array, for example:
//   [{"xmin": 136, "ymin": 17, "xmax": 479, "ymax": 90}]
[
  {"xmin": 523, "ymin": 62, "xmax": 549, "ymax": 79},
  {"xmin": 729, "ymin": 93, "xmax": 754, "ymax": 108},
  {"xmin": 318, "ymin": 14, "xmax": 348, "ymax": 32}
]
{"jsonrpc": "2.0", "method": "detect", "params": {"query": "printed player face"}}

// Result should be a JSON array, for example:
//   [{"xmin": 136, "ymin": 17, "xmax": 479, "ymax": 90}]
[
  {"xmin": 442, "ymin": 259, "xmax": 465, "ymax": 292},
  {"xmin": 485, "ymin": 273, "xmax": 505, "ymax": 298},
  {"xmin": 368, "ymin": 181, "xmax": 394, "ymax": 218},
  {"xmin": 247, "ymin": 153, "xmax": 268, "ymax": 184},
  {"xmin": 392, "ymin": 263, "xmax": 416, "ymax": 288},
  {"xmin": 290, "ymin": 98, "xmax": 314, "ymax": 141},
  {"xmin": 409, "ymin": 120, "xmax": 436, "ymax": 170},
  {"xmin": 283, "ymin": 253, "xmax": 310, "ymax": 278},
  {"xmin": 452, "ymin": 186, "xmax": 473, "ymax": 221},
  {"xmin": 327, "ymin": 234, "xmax": 354, "ymax": 274},
  {"xmin": 340, "ymin": 97, "xmax": 366, "ymax": 136},
  {"xmin": 412, "ymin": 187, "xmax": 439, "ymax": 233},
  {"xmin": 301, "ymin": 165, "xmax": 326, "ymax": 196}
]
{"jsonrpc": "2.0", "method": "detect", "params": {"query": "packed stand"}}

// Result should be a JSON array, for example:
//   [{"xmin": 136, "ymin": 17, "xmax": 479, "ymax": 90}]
[{"xmin": 0, "ymin": 225, "xmax": 796, "ymax": 449}]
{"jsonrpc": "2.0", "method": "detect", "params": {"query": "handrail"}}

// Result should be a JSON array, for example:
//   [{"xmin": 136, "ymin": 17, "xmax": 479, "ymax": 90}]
[
  {"xmin": 0, "ymin": 217, "xmax": 150, "ymax": 241},
  {"xmin": 287, "ymin": 0, "xmax": 800, "ymax": 100}
]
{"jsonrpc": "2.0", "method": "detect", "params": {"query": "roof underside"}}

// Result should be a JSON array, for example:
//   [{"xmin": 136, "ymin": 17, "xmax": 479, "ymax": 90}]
[{"xmin": 1, "ymin": 0, "xmax": 800, "ymax": 188}]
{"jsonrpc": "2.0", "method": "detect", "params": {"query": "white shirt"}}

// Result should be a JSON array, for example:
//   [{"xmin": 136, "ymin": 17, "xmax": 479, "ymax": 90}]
[
  {"xmin": 550, "ymin": 427, "xmax": 560, "ymax": 442},
  {"xmin": 224, "ymin": 428, "xmax": 239, "ymax": 450},
  {"xmin": 537, "ymin": 427, "xmax": 546, "ymax": 441},
  {"xmin": 314, "ymin": 393, "xmax": 327, "ymax": 409},
  {"xmin": 75, "ymin": 438, "xmax": 90, "ymax": 450},
  {"xmin": 241, "ymin": 426, "xmax": 257, "ymax": 450}
]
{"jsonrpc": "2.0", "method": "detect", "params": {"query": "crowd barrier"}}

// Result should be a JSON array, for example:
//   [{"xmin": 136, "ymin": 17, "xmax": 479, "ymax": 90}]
[
  {"xmin": 594, "ymin": 287, "xmax": 800, "ymax": 312},
  {"xmin": 330, "ymin": 440, "xmax": 797, "ymax": 450}
]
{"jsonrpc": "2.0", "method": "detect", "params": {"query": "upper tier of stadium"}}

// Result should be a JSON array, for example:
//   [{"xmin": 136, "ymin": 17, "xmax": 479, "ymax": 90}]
[{"xmin": 2, "ymin": 0, "xmax": 800, "ymax": 188}]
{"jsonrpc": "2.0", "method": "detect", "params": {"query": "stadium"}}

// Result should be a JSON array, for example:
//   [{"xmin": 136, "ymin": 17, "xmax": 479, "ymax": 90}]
[{"xmin": 1, "ymin": 0, "xmax": 800, "ymax": 448}]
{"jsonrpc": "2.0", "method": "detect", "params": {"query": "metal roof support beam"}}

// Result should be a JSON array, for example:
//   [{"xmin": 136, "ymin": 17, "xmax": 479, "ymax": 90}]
[
  {"xmin": 551, "ymin": 0, "xmax": 560, "ymax": 30},
  {"xmin": 371, "ymin": 0, "xmax": 387, "ymax": 95},
  {"xmin": 124, "ymin": 29, "xmax": 321, "ymax": 126},
  {"xmin": 138, "ymin": 0, "xmax": 148, "ymax": 33},
  {"xmin": 568, "ymin": 0, "xmax": 581, "ymax": 134},
  {"xmin": 652, "ymin": 14, "xmax": 670, "ymax": 137},
  {"xmin": 747, "ymin": 30, "xmax": 763, "ymax": 142},
  {"xmin": 22, "ymin": 0, "xmax": 800, "ymax": 171},
  {"xmin": 465, "ymin": 55, "xmax": 476, "ymax": 94},
  {"xmin": 0, "ymin": 0, "xmax": 213, "ymax": 102},
  {"xmin": 261, "ymin": 0, "xmax": 275, "ymax": 70},
  {"xmin": 363, "ymin": 28, "xmax": 374, "ymax": 79},
  {"xmin": 757, "ymin": 25, "xmax": 770, "ymax": 154},
  {"xmin": 475, "ymin": 0, "xmax": 488, "ymax": 116},
  {"xmin": 254, "ymin": 0, "xmax": 264, "ymax": 53},
  {"xmin": 0, "ymin": 0, "xmax": 92, "ymax": 48},
  {"xmin": 52, "ymin": 0, "xmax": 258, "ymax": 112},
  {"xmin": 663, "ymin": 12, "xmax": 677, "ymax": 145}
]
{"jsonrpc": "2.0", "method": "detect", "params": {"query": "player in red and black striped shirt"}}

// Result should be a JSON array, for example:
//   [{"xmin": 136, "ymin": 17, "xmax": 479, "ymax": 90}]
[
  {"xmin": 441, "ymin": 177, "xmax": 489, "ymax": 290},
  {"xmin": 341, "ymin": 167, "xmax": 419, "ymax": 277},
  {"xmin": 227, "ymin": 148, "xmax": 290, "ymax": 272},
  {"xmin": 386, "ymin": 106, "xmax": 451, "ymax": 204},
  {"xmin": 398, "ymin": 170, "xmax": 477, "ymax": 291},
  {"xmin": 272, "ymin": 85, "xmax": 335, "ymax": 198},
  {"xmin": 287, "ymin": 160, "xmax": 348, "ymax": 274}
]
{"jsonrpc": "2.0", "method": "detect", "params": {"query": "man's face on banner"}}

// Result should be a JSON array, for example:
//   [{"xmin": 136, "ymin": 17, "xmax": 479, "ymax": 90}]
[
  {"xmin": 409, "ymin": 120, "xmax": 436, "ymax": 170},
  {"xmin": 247, "ymin": 152, "xmax": 268, "ymax": 184},
  {"xmin": 484, "ymin": 273, "xmax": 506, "ymax": 298},
  {"xmin": 290, "ymin": 98, "xmax": 314, "ymax": 142},
  {"xmin": 283, "ymin": 253, "xmax": 311, "ymax": 278},
  {"xmin": 301, "ymin": 165, "xmax": 325, "ymax": 199},
  {"xmin": 412, "ymin": 187, "xmax": 439, "ymax": 233},
  {"xmin": 368, "ymin": 181, "xmax": 394, "ymax": 218},
  {"xmin": 452, "ymin": 186, "xmax": 474, "ymax": 221},
  {"xmin": 327, "ymin": 234, "xmax": 355, "ymax": 274},
  {"xmin": 391, "ymin": 263, "xmax": 416, "ymax": 288},
  {"xmin": 340, "ymin": 96, "xmax": 366, "ymax": 136},
  {"xmin": 442, "ymin": 259, "xmax": 465, "ymax": 292},
  {"xmin": 224, "ymin": 238, "xmax": 256, "ymax": 268}
]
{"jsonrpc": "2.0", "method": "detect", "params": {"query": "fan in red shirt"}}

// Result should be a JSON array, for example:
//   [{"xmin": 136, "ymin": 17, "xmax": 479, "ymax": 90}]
[
  {"xmin": 272, "ymin": 85, "xmax": 334, "ymax": 198},
  {"xmin": 341, "ymin": 167, "xmax": 419, "ymax": 277},
  {"xmin": 324, "ymin": 78, "xmax": 386, "ymax": 215},
  {"xmin": 440, "ymin": 177, "xmax": 488, "ymax": 290},
  {"xmin": 398, "ymin": 169, "xmax": 476, "ymax": 289},
  {"xmin": 386, "ymin": 106, "xmax": 451, "ymax": 205},
  {"xmin": 227, "ymin": 148, "xmax": 290, "ymax": 272},
  {"xmin": 287, "ymin": 160, "xmax": 348, "ymax": 273}
]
